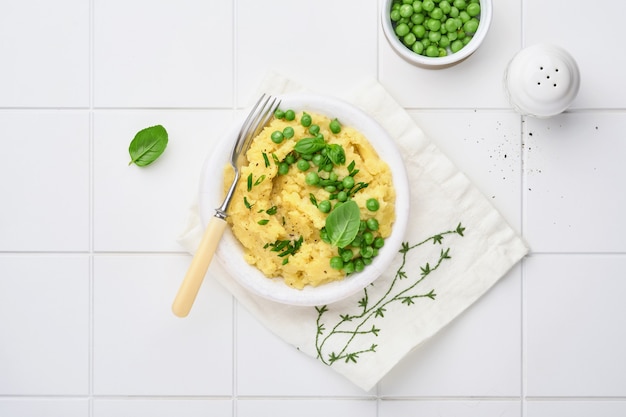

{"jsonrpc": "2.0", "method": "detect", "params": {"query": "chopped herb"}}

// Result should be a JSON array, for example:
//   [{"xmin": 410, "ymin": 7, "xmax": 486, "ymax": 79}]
[
  {"xmin": 258, "ymin": 219, "xmax": 269, "ymax": 225},
  {"xmin": 262, "ymin": 152, "xmax": 270, "ymax": 167},
  {"xmin": 266, "ymin": 206, "xmax": 278, "ymax": 215},
  {"xmin": 244, "ymin": 196, "xmax": 254, "ymax": 209},
  {"xmin": 247, "ymin": 173, "xmax": 253, "ymax": 191},
  {"xmin": 309, "ymin": 193, "xmax": 318, "ymax": 207},
  {"xmin": 265, "ymin": 236, "xmax": 304, "ymax": 259},
  {"xmin": 254, "ymin": 174, "xmax": 266, "ymax": 186}
]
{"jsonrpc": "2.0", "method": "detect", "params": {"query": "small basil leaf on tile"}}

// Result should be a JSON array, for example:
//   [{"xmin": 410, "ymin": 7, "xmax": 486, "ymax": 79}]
[{"xmin": 128, "ymin": 125, "xmax": 168, "ymax": 166}]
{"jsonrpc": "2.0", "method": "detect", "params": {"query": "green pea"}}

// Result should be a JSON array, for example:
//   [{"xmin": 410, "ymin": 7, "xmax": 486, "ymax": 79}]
[
  {"xmin": 311, "ymin": 153, "xmax": 325, "ymax": 166},
  {"xmin": 337, "ymin": 191, "xmax": 348, "ymax": 202},
  {"xmin": 439, "ymin": 0, "xmax": 452, "ymax": 14},
  {"xmin": 467, "ymin": 2, "xmax": 480, "ymax": 16},
  {"xmin": 445, "ymin": 17, "xmax": 458, "ymax": 32},
  {"xmin": 344, "ymin": 261, "xmax": 355, "ymax": 274},
  {"xmin": 322, "ymin": 163, "xmax": 333, "ymax": 173},
  {"xmin": 374, "ymin": 237, "xmax": 385, "ymax": 249},
  {"xmin": 351, "ymin": 235, "xmax": 363, "ymax": 247},
  {"xmin": 300, "ymin": 112, "xmax": 312, "ymax": 127},
  {"xmin": 285, "ymin": 154, "xmax": 296, "ymax": 164},
  {"xmin": 399, "ymin": 3, "xmax": 413, "ymax": 17},
  {"xmin": 305, "ymin": 171, "xmax": 320, "ymax": 185},
  {"xmin": 330, "ymin": 256, "xmax": 344, "ymax": 270},
  {"xmin": 428, "ymin": 30, "xmax": 441, "ymax": 43},
  {"xmin": 450, "ymin": 39, "xmax": 464, "ymax": 53},
  {"xmin": 363, "ymin": 257, "xmax": 373, "ymax": 266},
  {"xmin": 390, "ymin": 9, "xmax": 401, "ymax": 21},
  {"xmin": 354, "ymin": 258, "xmax": 365, "ymax": 272},
  {"xmin": 282, "ymin": 126, "xmax": 294, "ymax": 139},
  {"xmin": 411, "ymin": 12, "xmax": 425, "ymax": 25},
  {"xmin": 429, "ymin": 7, "xmax": 443, "ymax": 20},
  {"xmin": 412, "ymin": 24, "xmax": 426, "ymax": 39},
  {"xmin": 366, "ymin": 198, "xmax": 380, "ymax": 211},
  {"xmin": 395, "ymin": 22, "xmax": 410, "ymax": 37},
  {"xmin": 341, "ymin": 249, "xmax": 354, "ymax": 262},
  {"xmin": 324, "ymin": 185, "xmax": 337, "ymax": 193},
  {"xmin": 464, "ymin": 18, "xmax": 479, "ymax": 34},
  {"xmin": 427, "ymin": 18, "xmax": 441, "ymax": 32},
  {"xmin": 366, "ymin": 218, "xmax": 379, "ymax": 231},
  {"xmin": 329, "ymin": 119, "xmax": 341, "ymax": 134},
  {"xmin": 329, "ymin": 172, "xmax": 338, "ymax": 182},
  {"xmin": 453, "ymin": 0, "xmax": 467, "ymax": 9},
  {"xmin": 412, "ymin": 0, "xmax": 423, "ymax": 13},
  {"xmin": 439, "ymin": 34, "xmax": 450, "ymax": 48},
  {"xmin": 422, "ymin": 0, "xmax": 435, "ymax": 12},
  {"xmin": 363, "ymin": 231, "xmax": 374, "ymax": 245},
  {"xmin": 318, "ymin": 200, "xmax": 331, "ymax": 213},
  {"xmin": 278, "ymin": 162, "xmax": 289, "ymax": 175},
  {"xmin": 274, "ymin": 109, "xmax": 285, "ymax": 119},
  {"xmin": 403, "ymin": 33, "xmax": 417, "ymax": 46},
  {"xmin": 426, "ymin": 44, "xmax": 439, "ymax": 57},
  {"xmin": 297, "ymin": 159, "xmax": 310, "ymax": 171},
  {"xmin": 360, "ymin": 245, "xmax": 375, "ymax": 259},
  {"xmin": 284, "ymin": 109, "xmax": 295, "ymax": 121},
  {"xmin": 271, "ymin": 130, "xmax": 284, "ymax": 144},
  {"xmin": 309, "ymin": 124, "xmax": 320, "ymax": 135},
  {"xmin": 342, "ymin": 176, "xmax": 355, "ymax": 190},
  {"xmin": 412, "ymin": 41, "xmax": 425, "ymax": 54},
  {"xmin": 320, "ymin": 228, "xmax": 330, "ymax": 243}
]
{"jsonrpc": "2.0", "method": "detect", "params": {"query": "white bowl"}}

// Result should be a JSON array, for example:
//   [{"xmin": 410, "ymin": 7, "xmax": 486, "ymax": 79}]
[
  {"xmin": 381, "ymin": 0, "xmax": 493, "ymax": 68},
  {"xmin": 198, "ymin": 93, "xmax": 410, "ymax": 306}
]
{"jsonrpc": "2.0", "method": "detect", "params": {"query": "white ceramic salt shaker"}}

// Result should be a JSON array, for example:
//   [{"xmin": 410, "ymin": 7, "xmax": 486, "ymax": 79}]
[{"xmin": 504, "ymin": 44, "xmax": 580, "ymax": 118}]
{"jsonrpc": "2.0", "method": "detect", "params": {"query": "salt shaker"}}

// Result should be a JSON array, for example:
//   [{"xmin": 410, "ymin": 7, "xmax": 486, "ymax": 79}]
[{"xmin": 504, "ymin": 44, "xmax": 580, "ymax": 118}]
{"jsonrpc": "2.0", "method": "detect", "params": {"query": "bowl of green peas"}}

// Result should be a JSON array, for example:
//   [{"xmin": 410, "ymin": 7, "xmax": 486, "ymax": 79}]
[{"xmin": 382, "ymin": 0, "xmax": 492, "ymax": 68}]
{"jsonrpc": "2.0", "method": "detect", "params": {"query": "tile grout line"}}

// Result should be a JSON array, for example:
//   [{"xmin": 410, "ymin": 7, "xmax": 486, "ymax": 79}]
[
  {"xmin": 88, "ymin": 0, "xmax": 95, "ymax": 414},
  {"xmin": 520, "ymin": 1, "xmax": 527, "ymax": 416},
  {"xmin": 232, "ymin": 1, "xmax": 239, "ymax": 415}
]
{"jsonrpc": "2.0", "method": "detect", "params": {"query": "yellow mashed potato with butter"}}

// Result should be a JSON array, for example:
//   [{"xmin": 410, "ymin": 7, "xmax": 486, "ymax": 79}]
[{"xmin": 223, "ymin": 111, "xmax": 395, "ymax": 289}]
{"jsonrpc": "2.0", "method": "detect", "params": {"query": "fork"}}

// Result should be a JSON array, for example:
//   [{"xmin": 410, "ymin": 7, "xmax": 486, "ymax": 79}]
[{"xmin": 172, "ymin": 94, "xmax": 281, "ymax": 317}]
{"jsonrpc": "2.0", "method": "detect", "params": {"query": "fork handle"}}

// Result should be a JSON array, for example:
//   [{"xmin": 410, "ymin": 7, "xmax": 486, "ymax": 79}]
[{"xmin": 172, "ymin": 216, "xmax": 228, "ymax": 317}]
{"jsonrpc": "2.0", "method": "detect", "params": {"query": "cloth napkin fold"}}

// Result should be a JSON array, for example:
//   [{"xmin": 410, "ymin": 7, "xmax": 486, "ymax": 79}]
[{"xmin": 177, "ymin": 73, "xmax": 529, "ymax": 391}]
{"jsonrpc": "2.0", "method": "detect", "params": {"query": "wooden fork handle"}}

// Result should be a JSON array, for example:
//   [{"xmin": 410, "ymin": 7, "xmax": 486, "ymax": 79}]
[{"xmin": 172, "ymin": 216, "xmax": 228, "ymax": 317}]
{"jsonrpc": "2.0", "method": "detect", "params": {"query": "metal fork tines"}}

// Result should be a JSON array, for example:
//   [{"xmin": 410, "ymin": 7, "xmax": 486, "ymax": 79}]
[{"xmin": 216, "ymin": 94, "xmax": 281, "ymax": 219}]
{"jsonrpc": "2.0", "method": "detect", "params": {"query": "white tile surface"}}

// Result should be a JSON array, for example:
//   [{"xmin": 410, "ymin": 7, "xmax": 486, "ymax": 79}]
[
  {"xmin": 1, "ymin": 0, "xmax": 625, "ymax": 414},
  {"xmin": 0, "ymin": 256, "xmax": 89, "ymax": 395},
  {"xmin": 236, "ymin": 0, "xmax": 378, "ymax": 102},
  {"xmin": 0, "ymin": 112, "xmax": 90, "ymax": 252},
  {"xmin": 236, "ymin": 399, "xmax": 376, "ymax": 417},
  {"xmin": 379, "ymin": 400, "xmax": 521, "ymax": 417},
  {"xmin": 93, "ymin": 0, "xmax": 233, "ymax": 108},
  {"xmin": 93, "ymin": 256, "xmax": 233, "ymax": 395},
  {"xmin": 525, "ymin": 254, "xmax": 626, "ymax": 397},
  {"xmin": 0, "ymin": 399, "xmax": 89, "ymax": 417},
  {"xmin": 93, "ymin": 399, "xmax": 232, "ymax": 417},
  {"xmin": 409, "ymin": 110, "xmax": 522, "ymax": 229},
  {"xmin": 526, "ymin": 400, "xmax": 626, "ymax": 417},
  {"xmin": 524, "ymin": 113, "xmax": 626, "ymax": 253},
  {"xmin": 0, "ymin": 0, "xmax": 89, "ymax": 107}
]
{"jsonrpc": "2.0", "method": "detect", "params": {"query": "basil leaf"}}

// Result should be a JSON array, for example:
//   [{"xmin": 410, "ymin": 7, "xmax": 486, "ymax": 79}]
[
  {"xmin": 294, "ymin": 137, "xmax": 326, "ymax": 154},
  {"xmin": 325, "ymin": 200, "xmax": 361, "ymax": 248},
  {"xmin": 128, "ymin": 125, "xmax": 168, "ymax": 166},
  {"xmin": 326, "ymin": 144, "xmax": 346, "ymax": 165}
]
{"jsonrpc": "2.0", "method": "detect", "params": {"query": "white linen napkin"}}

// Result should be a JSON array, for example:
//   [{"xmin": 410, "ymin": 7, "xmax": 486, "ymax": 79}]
[{"xmin": 177, "ymin": 73, "xmax": 529, "ymax": 391}]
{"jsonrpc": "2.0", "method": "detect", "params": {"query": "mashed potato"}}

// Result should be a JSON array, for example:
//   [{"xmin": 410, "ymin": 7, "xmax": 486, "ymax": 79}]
[{"xmin": 223, "ymin": 111, "xmax": 395, "ymax": 289}]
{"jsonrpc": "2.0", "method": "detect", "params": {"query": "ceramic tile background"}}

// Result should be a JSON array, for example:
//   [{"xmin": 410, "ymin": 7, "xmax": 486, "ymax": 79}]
[{"xmin": 1, "ymin": 0, "xmax": 625, "ymax": 416}]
